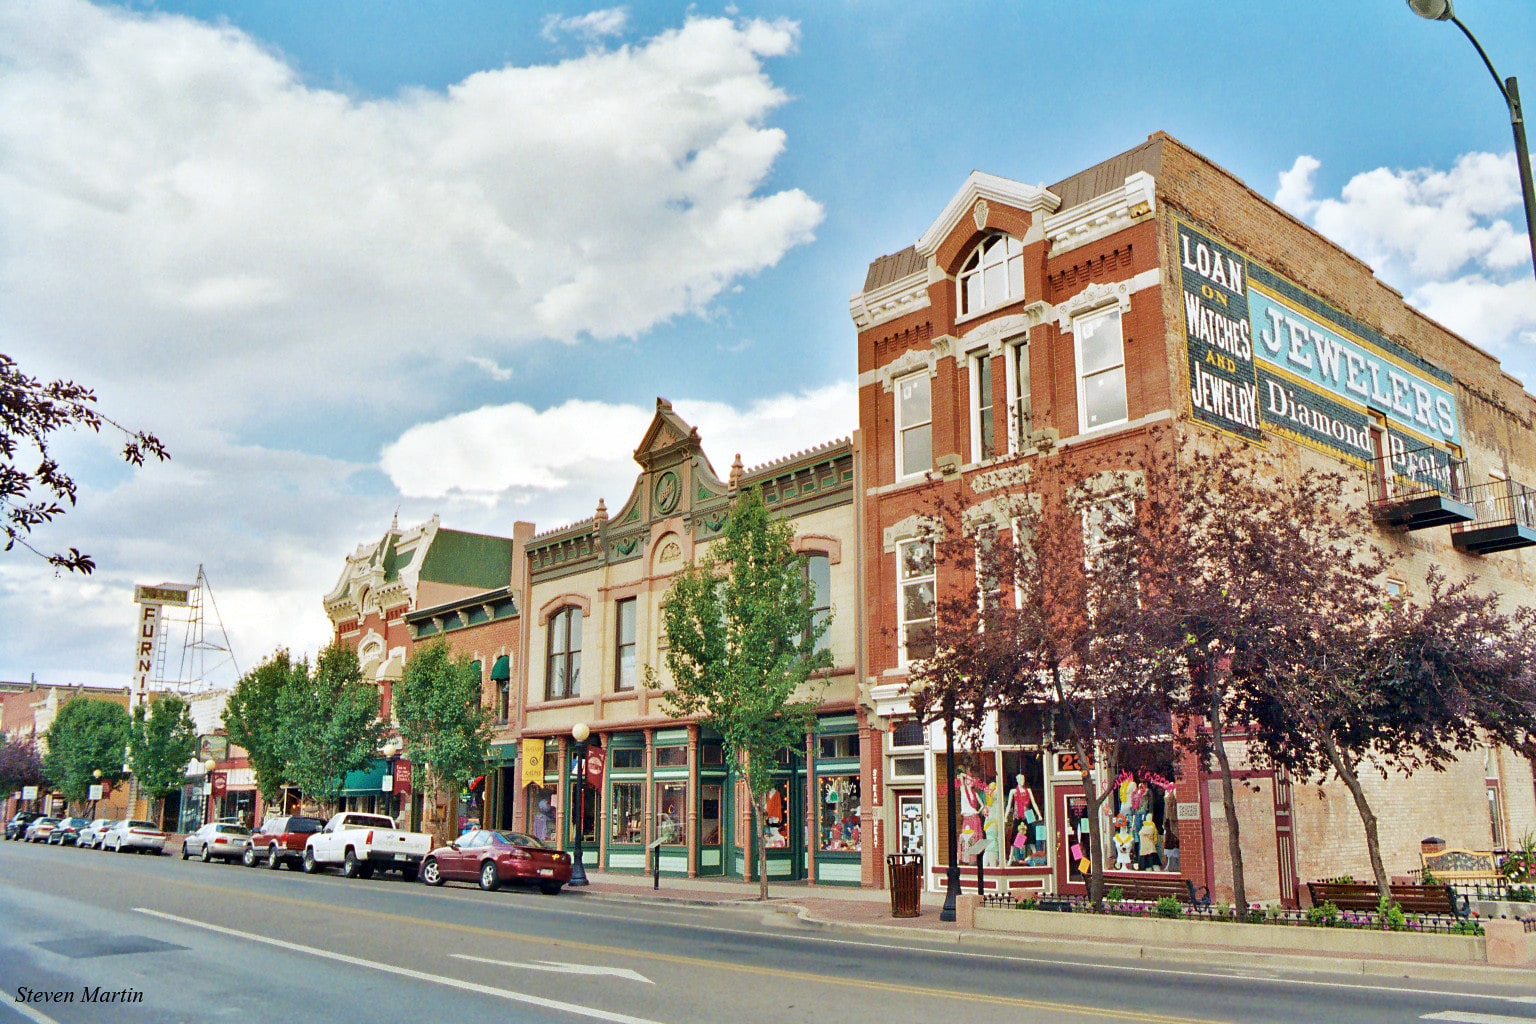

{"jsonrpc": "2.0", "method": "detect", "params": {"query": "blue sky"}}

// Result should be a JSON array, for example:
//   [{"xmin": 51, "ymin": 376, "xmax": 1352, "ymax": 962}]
[{"xmin": 3, "ymin": 0, "xmax": 1533, "ymax": 688}]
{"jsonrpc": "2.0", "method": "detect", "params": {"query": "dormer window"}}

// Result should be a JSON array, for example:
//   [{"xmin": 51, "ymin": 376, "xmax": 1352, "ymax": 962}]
[{"xmin": 959, "ymin": 233, "xmax": 1024, "ymax": 316}]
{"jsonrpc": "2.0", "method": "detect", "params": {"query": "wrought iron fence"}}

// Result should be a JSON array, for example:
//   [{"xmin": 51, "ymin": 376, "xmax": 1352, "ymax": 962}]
[
  {"xmin": 1364, "ymin": 442, "xmax": 1468, "ymax": 508},
  {"xmin": 1451, "ymin": 478, "xmax": 1536, "ymax": 533},
  {"xmin": 996, "ymin": 894, "xmax": 1483, "ymax": 934}
]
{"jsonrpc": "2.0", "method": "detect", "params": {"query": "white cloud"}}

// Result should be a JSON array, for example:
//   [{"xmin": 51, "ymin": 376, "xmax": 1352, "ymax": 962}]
[
  {"xmin": 0, "ymin": 1, "xmax": 821, "ymax": 427},
  {"xmin": 380, "ymin": 382, "xmax": 858, "ymax": 513},
  {"xmin": 465, "ymin": 355, "xmax": 515, "ymax": 381},
  {"xmin": 1274, "ymin": 152, "xmax": 1536, "ymax": 387},
  {"xmin": 542, "ymin": 8, "xmax": 630, "ymax": 43}
]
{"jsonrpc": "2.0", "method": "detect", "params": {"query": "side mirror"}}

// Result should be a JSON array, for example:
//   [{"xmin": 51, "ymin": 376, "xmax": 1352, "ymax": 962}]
[{"xmin": 448, "ymin": 842, "xmax": 460, "ymax": 851}]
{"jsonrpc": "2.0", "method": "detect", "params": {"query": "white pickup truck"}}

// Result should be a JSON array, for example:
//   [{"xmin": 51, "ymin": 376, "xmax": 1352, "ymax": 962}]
[{"xmin": 302, "ymin": 812, "xmax": 432, "ymax": 881}]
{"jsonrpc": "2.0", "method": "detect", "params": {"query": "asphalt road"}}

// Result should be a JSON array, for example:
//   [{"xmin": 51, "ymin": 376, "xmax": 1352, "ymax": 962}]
[{"xmin": 1, "ymin": 838, "xmax": 1532, "ymax": 1024}]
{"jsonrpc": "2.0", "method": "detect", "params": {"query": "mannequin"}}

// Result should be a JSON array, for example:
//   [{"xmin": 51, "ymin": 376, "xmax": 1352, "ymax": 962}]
[
  {"xmin": 982, "ymin": 780, "xmax": 1002, "ymax": 867},
  {"xmin": 1006, "ymin": 773, "xmax": 1039, "ymax": 865},
  {"xmin": 1112, "ymin": 821, "xmax": 1135, "ymax": 872},
  {"xmin": 1138, "ymin": 815, "xmax": 1160, "ymax": 871},
  {"xmin": 956, "ymin": 771, "xmax": 984, "ymax": 863}
]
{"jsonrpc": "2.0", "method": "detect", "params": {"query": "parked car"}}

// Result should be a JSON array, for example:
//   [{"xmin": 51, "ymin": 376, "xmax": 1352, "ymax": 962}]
[
  {"xmin": 420, "ymin": 829, "xmax": 572, "ymax": 894},
  {"xmin": 76, "ymin": 819, "xmax": 116, "ymax": 850},
  {"xmin": 46, "ymin": 817, "xmax": 92, "ymax": 846},
  {"xmin": 182, "ymin": 822, "xmax": 252, "ymax": 863},
  {"xmin": 303, "ymin": 812, "xmax": 431, "ymax": 880},
  {"xmin": 102, "ymin": 819, "xmax": 165, "ymax": 854},
  {"xmin": 23, "ymin": 817, "xmax": 60, "ymax": 843},
  {"xmin": 244, "ymin": 815, "xmax": 325, "ymax": 869},
  {"xmin": 5, "ymin": 812, "xmax": 42, "ymax": 841}
]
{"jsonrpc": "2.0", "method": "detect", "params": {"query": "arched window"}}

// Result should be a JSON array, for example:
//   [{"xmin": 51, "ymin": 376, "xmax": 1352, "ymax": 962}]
[
  {"xmin": 958, "ymin": 233, "xmax": 1024, "ymax": 316},
  {"xmin": 804, "ymin": 553, "xmax": 831, "ymax": 656},
  {"xmin": 545, "ymin": 607, "xmax": 582, "ymax": 701}
]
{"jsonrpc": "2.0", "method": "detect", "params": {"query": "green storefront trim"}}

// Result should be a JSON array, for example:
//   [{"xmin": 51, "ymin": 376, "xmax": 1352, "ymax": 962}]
[
  {"xmin": 340, "ymin": 759, "xmax": 388, "ymax": 796},
  {"xmin": 488, "ymin": 742, "xmax": 518, "ymax": 765}
]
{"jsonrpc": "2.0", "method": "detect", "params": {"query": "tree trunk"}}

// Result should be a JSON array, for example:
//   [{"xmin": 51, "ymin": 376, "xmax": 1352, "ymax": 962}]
[
  {"xmin": 1207, "ymin": 686, "xmax": 1248, "ymax": 912},
  {"xmin": 752, "ymin": 793, "xmax": 769, "ymax": 901},
  {"xmin": 1320, "ymin": 733, "xmax": 1390, "ymax": 897},
  {"xmin": 1076, "ymin": 743, "xmax": 1106, "ymax": 908}
]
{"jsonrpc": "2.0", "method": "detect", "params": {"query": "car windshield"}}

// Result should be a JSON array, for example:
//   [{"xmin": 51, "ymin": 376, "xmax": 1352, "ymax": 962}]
[
  {"xmin": 491, "ymin": 831, "xmax": 546, "ymax": 849},
  {"xmin": 290, "ymin": 817, "xmax": 324, "ymax": 833},
  {"xmin": 127, "ymin": 821, "xmax": 157, "ymax": 830},
  {"xmin": 217, "ymin": 825, "xmax": 251, "ymax": 836}
]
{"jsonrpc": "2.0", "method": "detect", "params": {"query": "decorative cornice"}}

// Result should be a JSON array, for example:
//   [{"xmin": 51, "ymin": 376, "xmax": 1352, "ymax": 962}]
[
  {"xmin": 1054, "ymin": 268, "xmax": 1161, "ymax": 332},
  {"xmin": 875, "ymin": 347, "xmax": 939, "ymax": 393},
  {"xmin": 849, "ymin": 268, "xmax": 930, "ymax": 330},
  {"xmin": 1044, "ymin": 171, "xmax": 1156, "ymax": 256}
]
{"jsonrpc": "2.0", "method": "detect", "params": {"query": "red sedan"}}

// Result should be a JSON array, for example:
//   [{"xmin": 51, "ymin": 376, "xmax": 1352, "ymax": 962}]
[{"xmin": 420, "ymin": 829, "xmax": 572, "ymax": 894}]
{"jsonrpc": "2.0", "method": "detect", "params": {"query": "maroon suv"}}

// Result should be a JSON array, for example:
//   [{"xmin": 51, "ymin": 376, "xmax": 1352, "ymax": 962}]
[{"xmin": 245, "ymin": 815, "xmax": 326, "ymax": 869}]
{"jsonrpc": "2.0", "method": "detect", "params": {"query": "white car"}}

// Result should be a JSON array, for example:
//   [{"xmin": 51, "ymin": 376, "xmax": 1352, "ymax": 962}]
[
  {"xmin": 77, "ymin": 819, "xmax": 117, "ymax": 850},
  {"xmin": 103, "ymin": 819, "xmax": 165, "ymax": 854},
  {"xmin": 181, "ymin": 823, "xmax": 252, "ymax": 863}
]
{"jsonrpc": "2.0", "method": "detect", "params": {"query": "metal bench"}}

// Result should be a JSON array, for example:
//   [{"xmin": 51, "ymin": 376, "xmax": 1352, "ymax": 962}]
[{"xmin": 1306, "ymin": 880, "xmax": 1467, "ymax": 919}]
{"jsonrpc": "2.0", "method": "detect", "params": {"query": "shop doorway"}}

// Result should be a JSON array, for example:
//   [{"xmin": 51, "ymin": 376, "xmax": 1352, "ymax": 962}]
[
  {"xmin": 1055, "ymin": 786, "xmax": 1090, "ymax": 892},
  {"xmin": 760, "ymin": 752, "xmax": 806, "ymax": 881},
  {"xmin": 895, "ymin": 791, "xmax": 924, "ymax": 856}
]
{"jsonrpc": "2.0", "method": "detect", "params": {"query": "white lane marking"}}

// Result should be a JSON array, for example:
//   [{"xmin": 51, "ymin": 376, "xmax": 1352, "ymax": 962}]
[
  {"xmin": 1421, "ymin": 1013, "xmax": 1536, "ymax": 1023},
  {"xmin": 133, "ymin": 908, "xmax": 667, "ymax": 1024},
  {"xmin": 453, "ymin": 954, "xmax": 653, "ymax": 985},
  {"xmin": 0, "ymin": 991, "xmax": 64, "ymax": 1024}
]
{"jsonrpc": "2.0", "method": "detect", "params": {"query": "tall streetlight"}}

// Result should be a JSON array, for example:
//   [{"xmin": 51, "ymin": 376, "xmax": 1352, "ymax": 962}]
[
  {"xmin": 1407, "ymin": 0, "xmax": 1536, "ymax": 283},
  {"xmin": 91, "ymin": 769, "xmax": 102, "ymax": 819},
  {"xmin": 939, "ymin": 695, "xmax": 961, "ymax": 923},
  {"xmin": 203, "ymin": 758, "xmax": 217, "ymax": 827},
  {"xmin": 569, "ymin": 722, "xmax": 591, "ymax": 887}
]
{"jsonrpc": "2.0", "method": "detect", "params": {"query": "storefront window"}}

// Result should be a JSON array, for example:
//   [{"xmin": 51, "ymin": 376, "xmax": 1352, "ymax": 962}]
[
  {"xmin": 611, "ymin": 747, "xmax": 643, "ymax": 770},
  {"xmin": 951, "ymin": 753, "xmax": 997, "ymax": 866},
  {"xmin": 655, "ymin": 745, "xmax": 687, "ymax": 767},
  {"xmin": 1108, "ymin": 757, "xmax": 1178, "ymax": 872},
  {"xmin": 699, "ymin": 784, "xmax": 722, "ymax": 845},
  {"xmin": 817, "ymin": 734, "xmax": 859, "ymax": 759},
  {"xmin": 763, "ymin": 779, "xmax": 790, "ymax": 848},
  {"xmin": 1000, "ymin": 751, "xmax": 1046, "ymax": 866},
  {"xmin": 817, "ymin": 774, "xmax": 860, "ymax": 852},
  {"xmin": 654, "ymin": 783, "xmax": 686, "ymax": 846},
  {"xmin": 528, "ymin": 783, "xmax": 557, "ymax": 843},
  {"xmin": 610, "ymin": 782, "xmax": 644, "ymax": 844}
]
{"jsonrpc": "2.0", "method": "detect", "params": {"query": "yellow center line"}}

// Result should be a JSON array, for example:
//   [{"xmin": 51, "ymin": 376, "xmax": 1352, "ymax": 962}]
[{"xmin": 4, "ymin": 857, "xmax": 1233, "ymax": 1024}]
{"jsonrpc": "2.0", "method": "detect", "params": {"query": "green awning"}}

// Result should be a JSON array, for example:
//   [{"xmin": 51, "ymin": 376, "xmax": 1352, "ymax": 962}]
[
  {"xmin": 339, "ymin": 759, "xmax": 388, "ymax": 795},
  {"xmin": 488, "ymin": 742, "xmax": 518, "ymax": 765},
  {"xmin": 491, "ymin": 655, "xmax": 511, "ymax": 681}
]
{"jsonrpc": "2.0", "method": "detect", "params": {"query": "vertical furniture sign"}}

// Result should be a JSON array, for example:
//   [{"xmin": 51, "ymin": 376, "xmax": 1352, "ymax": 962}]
[{"xmin": 131, "ymin": 584, "xmax": 192, "ymax": 711}]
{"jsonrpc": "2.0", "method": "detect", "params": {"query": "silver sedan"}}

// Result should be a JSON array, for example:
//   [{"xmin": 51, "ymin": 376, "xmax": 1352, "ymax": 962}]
[{"xmin": 181, "ymin": 822, "xmax": 252, "ymax": 863}]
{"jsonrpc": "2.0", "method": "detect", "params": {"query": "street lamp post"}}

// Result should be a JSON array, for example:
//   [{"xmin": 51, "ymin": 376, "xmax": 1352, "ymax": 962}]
[
  {"xmin": 1408, "ymin": 0, "xmax": 1536, "ymax": 283},
  {"xmin": 569, "ymin": 723, "xmax": 591, "ymax": 887},
  {"xmin": 203, "ymin": 758, "xmax": 217, "ymax": 828},
  {"xmin": 91, "ymin": 769, "xmax": 102, "ymax": 819},
  {"xmin": 939, "ymin": 696, "xmax": 961, "ymax": 923}
]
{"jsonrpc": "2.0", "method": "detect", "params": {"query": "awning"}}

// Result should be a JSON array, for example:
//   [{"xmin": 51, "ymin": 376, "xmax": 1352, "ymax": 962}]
[
  {"xmin": 339, "ymin": 759, "xmax": 388, "ymax": 796},
  {"xmin": 488, "ymin": 742, "xmax": 518, "ymax": 765},
  {"xmin": 490, "ymin": 655, "xmax": 511, "ymax": 681}
]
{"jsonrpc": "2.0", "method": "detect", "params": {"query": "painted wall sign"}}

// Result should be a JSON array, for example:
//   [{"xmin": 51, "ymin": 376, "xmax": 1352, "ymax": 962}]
[{"xmin": 1176, "ymin": 220, "xmax": 1462, "ymax": 469}]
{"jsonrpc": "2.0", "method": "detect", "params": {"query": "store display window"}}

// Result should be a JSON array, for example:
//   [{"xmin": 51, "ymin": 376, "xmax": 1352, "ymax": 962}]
[
  {"xmin": 817, "ymin": 774, "xmax": 861, "ymax": 852},
  {"xmin": 700, "ymin": 784, "xmax": 722, "ymax": 845},
  {"xmin": 762, "ymin": 778, "xmax": 790, "ymax": 848},
  {"xmin": 654, "ymin": 782, "xmax": 686, "ymax": 846},
  {"xmin": 934, "ymin": 752, "xmax": 997, "ymax": 866},
  {"xmin": 609, "ymin": 781, "xmax": 643, "ymax": 844},
  {"xmin": 1000, "ymin": 751, "xmax": 1046, "ymax": 867},
  {"xmin": 528, "ymin": 783, "xmax": 557, "ymax": 843},
  {"xmin": 1108, "ymin": 748, "xmax": 1178, "ymax": 872}
]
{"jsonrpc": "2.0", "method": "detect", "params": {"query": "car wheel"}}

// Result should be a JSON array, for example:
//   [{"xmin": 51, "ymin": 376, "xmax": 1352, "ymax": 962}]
[
  {"xmin": 302, "ymin": 848, "xmax": 319, "ymax": 873},
  {"xmin": 342, "ymin": 849, "xmax": 361, "ymax": 879},
  {"xmin": 180, "ymin": 841, "xmax": 190, "ymax": 860},
  {"xmin": 421, "ymin": 857, "xmax": 443, "ymax": 886},
  {"xmin": 540, "ymin": 883, "xmax": 563, "ymax": 896},
  {"xmin": 116, "ymin": 840, "xmax": 127, "ymax": 853},
  {"xmin": 267, "ymin": 846, "xmax": 281, "ymax": 870},
  {"xmin": 478, "ymin": 861, "xmax": 500, "ymax": 892},
  {"xmin": 201, "ymin": 843, "xmax": 212, "ymax": 863},
  {"xmin": 242, "ymin": 846, "xmax": 256, "ymax": 868}
]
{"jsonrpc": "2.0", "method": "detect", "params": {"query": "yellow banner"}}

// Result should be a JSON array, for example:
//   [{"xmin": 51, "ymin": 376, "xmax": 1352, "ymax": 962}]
[{"xmin": 522, "ymin": 739, "xmax": 545, "ymax": 783}]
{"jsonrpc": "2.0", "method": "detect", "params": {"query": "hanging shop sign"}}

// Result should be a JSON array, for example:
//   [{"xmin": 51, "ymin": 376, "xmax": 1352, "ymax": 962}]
[
  {"xmin": 1177, "ymin": 220, "xmax": 1462, "ymax": 477},
  {"xmin": 210, "ymin": 772, "xmax": 227, "ymax": 797},
  {"xmin": 393, "ymin": 761, "xmax": 412, "ymax": 794},
  {"xmin": 584, "ymin": 744, "xmax": 605, "ymax": 789},
  {"xmin": 522, "ymin": 739, "xmax": 545, "ymax": 783}
]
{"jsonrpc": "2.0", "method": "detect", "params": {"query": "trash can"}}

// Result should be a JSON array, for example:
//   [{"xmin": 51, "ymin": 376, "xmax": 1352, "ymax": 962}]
[{"xmin": 887, "ymin": 853, "xmax": 923, "ymax": 918}]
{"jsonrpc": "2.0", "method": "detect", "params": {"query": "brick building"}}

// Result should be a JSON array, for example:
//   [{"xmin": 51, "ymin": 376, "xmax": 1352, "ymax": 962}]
[
  {"xmin": 851, "ymin": 132, "xmax": 1536, "ymax": 903},
  {"xmin": 513, "ymin": 399, "xmax": 871, "ymax": 884}
]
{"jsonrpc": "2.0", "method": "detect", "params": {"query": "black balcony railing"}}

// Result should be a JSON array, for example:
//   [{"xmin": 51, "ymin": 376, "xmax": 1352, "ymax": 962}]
[
  {"xmin": 1451, "ymin": 478, "xmax": 1536, "ymax": 554},
  {"xmin": 1365, "ymin": 444, "xmax": 1475, "ymax": 530}
]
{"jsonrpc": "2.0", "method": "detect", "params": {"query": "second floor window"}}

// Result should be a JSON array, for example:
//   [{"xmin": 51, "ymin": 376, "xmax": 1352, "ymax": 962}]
[
  {"xmin": 970, "ymin": 354, "xmax": 994, "ymax": 462},
  {"xmin": 615, "ymin": 597, "xmax": 637, "ymax": 691},
  {"xmin": 1008, "ymin": 339, "xmax": 1031, "ymax": 452},
  {"xmin": 496, "ymin": 681, "xmax": 510, "ymax": 723},
  {"xmin": 959, "ymin": 233, "xmax": 1024, "ymax": 316},
  {"xmin": 805, "ymin": 553, "xmax": 831, "ymax": 656},
  {"xmin": 896, "ymin": 372, "xmax": 932, "ymax": 479},
  {"xmin": 897, "ymin": 538, "xmax": 935, "ymax": 664},
  {"xmin": 1075, "ymin": 306, "xmax": 1127, "ymax": 433},
  {"xmin": 545, "ymin": 606, "xmax": 582, "ymax": 700}
]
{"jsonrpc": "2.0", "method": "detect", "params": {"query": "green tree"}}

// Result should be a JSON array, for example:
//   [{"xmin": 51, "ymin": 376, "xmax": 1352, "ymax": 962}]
[
  {"xmin": 42, "ymin": 698, "xmax": 130, "ymax": 805},
  {"xmin": 659, "ymin": 488, "xmax": 831, "ymax": 900},
  {"xmin": 396, "ymin": 637, "xmax": 493, "ymax": 839},
  {"xmin": 225, "ymin": 649, "xmax": 307, "ymax": 804},
  {"xmin": 128, "ymin": 693, "xmax": 199, "ymax": 823},
  {"xmin": 279, "ymin": 644, "xmax": 385, "ymax": 813}
]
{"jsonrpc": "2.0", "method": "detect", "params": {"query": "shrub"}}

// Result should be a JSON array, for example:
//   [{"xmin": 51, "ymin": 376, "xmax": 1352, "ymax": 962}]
[
  {"xmin": 1378, "ymin": 893, "xmax": 1407, "ymax": 932},
  {"xmin": 1500, "ymin": 832, "xmax": 1535, "ymax": 885},
  {"xmin": 1506, "ymin": 885, "xmax": 1535, "ymax": 903},
  {"xmin": 1322, "ymin": 874, "xmax": 1356, "ymax": 885},
  {"xmin": 1105, "ymin": 886, "xmax": 1125, "ymax": 904},
  {"xmin": 1450, "ymin": 919, "xmax": 1485, "ymax": 936},
  {"xmin": 1419, "ymin": 867, "xmax": 1440, "ymax": 886},
  {"xmin": 1306, "ymin": 901, "xmax": 1341, "ymax": 927},
  {"xmin": 1014, "ymin": 895, "xmax": 1040, "ymax": 911},
  {"xmin": 1153, "ymin": 896, "xmax": 1182, "ymax": 919}
]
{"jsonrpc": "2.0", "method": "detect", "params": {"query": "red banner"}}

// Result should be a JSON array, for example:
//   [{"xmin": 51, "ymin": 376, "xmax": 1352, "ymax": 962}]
[
  {"xmin": 394, "ymin": 761, "xmax": 413, "ymax": 794},
  {"xmin": 584, "ymin": 745, "xmax": 604, "ymax": 789},
  {"xmin": 210, "ymin": 772, "xmax": 227, "ymax": 797}
]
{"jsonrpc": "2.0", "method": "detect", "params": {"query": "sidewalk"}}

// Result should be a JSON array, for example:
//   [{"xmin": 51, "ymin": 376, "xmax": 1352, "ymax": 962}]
[{"xmin": 568, "ymin": 871, "xmax": 1535, "ymax": 986}]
